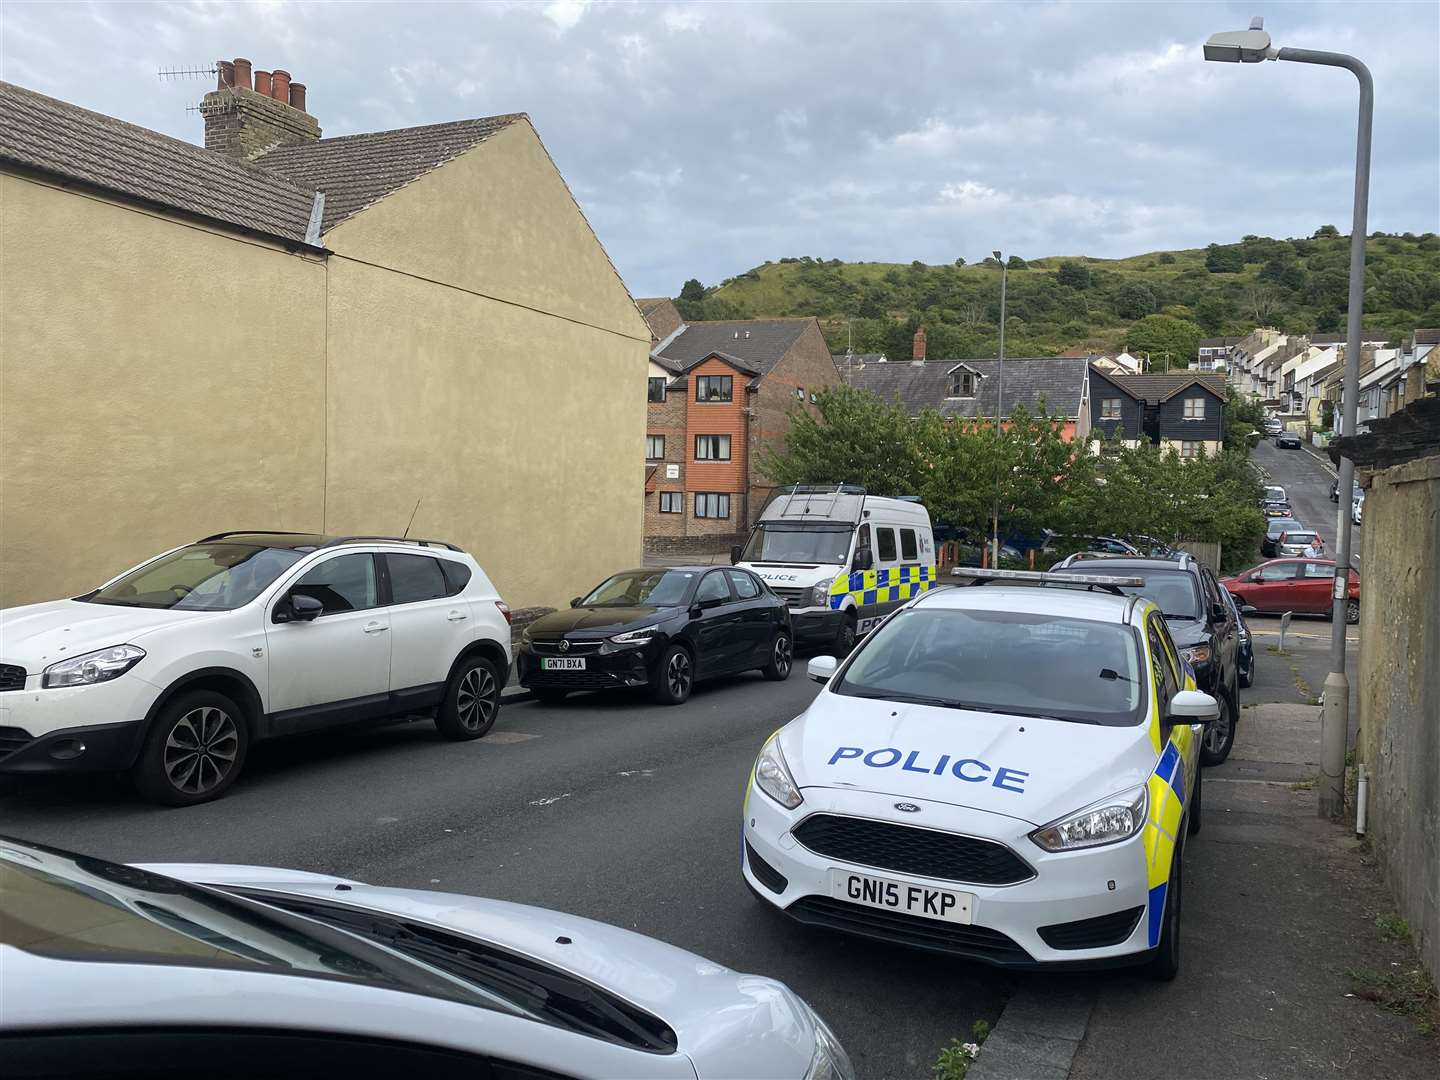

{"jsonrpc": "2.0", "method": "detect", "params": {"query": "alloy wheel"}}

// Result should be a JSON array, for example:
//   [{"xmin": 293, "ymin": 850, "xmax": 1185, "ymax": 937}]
[
  {"xmin": 1345, "ymin": 599, "xmax": 1360, "ymax": 625},
  {"xmin": 774, "ymin": 635, "xmax": 793, "ymax": 677},
  {"xmin": 457, "ymin": 665, "xmax": 498, "ymax": 731},
  {"xmin": 164, "ymin": 706, "xmax": 239, "ymax": 795},
  {"xmin": 1204, "ymin": 696, "xmax": 1233, "ymax": 757},
  {"xmin": 667, "ymin": 651, "xmax": 692, "ymax": 698}
]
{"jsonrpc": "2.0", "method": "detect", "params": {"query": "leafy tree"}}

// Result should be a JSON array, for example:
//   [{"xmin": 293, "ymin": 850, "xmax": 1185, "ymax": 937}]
[
  {"xmin": 1314, "ymin": 224, "xmax": 1341, "ymax": 238},
  {"xmin": 1195, "ymin": 295, "xmax": 1231, "ymax": 334},
  {"xmin": 1006, "ymin": 256, "xmax": 1028, "ymax": 270},
  {"xmin": 954, "ymin": 257, "xmax": 966, "ymax": 268},
  {"xmin": 1057, "ymin": 261, "xmax": 1091, "ymax": 289},
  {"xmin": 1157, "ymin": 252, "xmax": 1177, "ymax": 265},
  {"xmin": 1384, "ymin": 268, "xmax": 1424, "ymax": 310},
  {"xmin": 1115, "ymin": 283, "xmax": 1156, "ymax": 319},
  {"xmin": 679, "ymin": 278, "xmax": 706, "ymax": 303},
  {"xmin": 757, "ymin": 384, "xmax": 927, "ymax": 496},
  {"xmin": 1126, "ymin": 314, "xmax": 1203, "ymax": 371},
  {"xmin": 1204, "ymin": 244, "xmax": 1245, "ymax": 273}
]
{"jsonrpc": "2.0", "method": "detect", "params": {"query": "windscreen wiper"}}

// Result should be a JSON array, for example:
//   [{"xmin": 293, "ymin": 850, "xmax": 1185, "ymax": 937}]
[{"xmin": 1162, "ymin": 612, "xmax": 1199, "ymax": 621}]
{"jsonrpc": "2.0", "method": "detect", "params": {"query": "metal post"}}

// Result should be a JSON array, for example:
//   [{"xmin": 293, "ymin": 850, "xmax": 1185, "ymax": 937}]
[
  {"xmin": 991, "ymin": 259, "xmax": 1008, "ymax": 564},
  {"xmin": 1274, "ymin": 47, "xmax": 1372, "ymax": 819}
]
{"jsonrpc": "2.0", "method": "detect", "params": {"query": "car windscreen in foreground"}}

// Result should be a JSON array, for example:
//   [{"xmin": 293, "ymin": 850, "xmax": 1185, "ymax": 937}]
[
  {"xmin": 0, "ymin": 840, "xmax": 513, "ymax": 1013},
  {"xmin": 1061, "ymin": 568, "xmax": 1202, "ymax": 621},
  {"xmin": 580, "ymin": 569, "xmax": 696, "ymax": 607},
  {"xmin": 740, "ymin": 523, "xmax": 853, "ymax": 565},
  {"xmin": 78, "ymin": 543, "xmax": 304, "ymax": 610},
  {"xmin": 833, "ymin": 608, "xmax": 1146, "ymax": 727}
]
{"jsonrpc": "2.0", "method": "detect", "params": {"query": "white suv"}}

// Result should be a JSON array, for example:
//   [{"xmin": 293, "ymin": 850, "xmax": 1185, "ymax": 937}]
[{"xmin": 0, "ymin": 532, "xmax": 512, "ymax": 805}]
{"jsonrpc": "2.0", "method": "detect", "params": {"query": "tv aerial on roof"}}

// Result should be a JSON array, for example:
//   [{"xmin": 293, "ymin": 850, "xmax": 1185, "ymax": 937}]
[{"xmin": 157, "ymin": 65, "xmax": 218, "ymax": 81}]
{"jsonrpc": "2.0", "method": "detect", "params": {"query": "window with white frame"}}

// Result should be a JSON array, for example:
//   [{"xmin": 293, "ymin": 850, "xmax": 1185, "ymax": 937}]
[
  {"xmin": 658, "ymin": 491, "xmax": 682, "ymax": 513},
  {"xmin": 694, "ymin": 434, "xmax": 731, "ymax": 461},
  {"xmin": 948, "ymin": 371, "xmax": 976, "ymax": 397},
  {"xmin": 1183, "ymin": 397, "xmax": 1206, "ymax": 420},
  {"xmin": 694, "ymin": 493, "xmax": 730, "ymax": 519},
  {"xmin": 1180, "ymin": 441, "xmax": 1199, "ymax": 459},
  {"xmin": 645, "ymin": 435, "xmax": 665, "ymax": 459},
  {"xmin": 1101, "ymin": 398, "xmax": 1122, "ymax": 420}
]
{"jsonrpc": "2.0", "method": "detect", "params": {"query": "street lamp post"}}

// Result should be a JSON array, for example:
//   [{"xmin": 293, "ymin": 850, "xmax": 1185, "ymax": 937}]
[
  {"xmin": 1205, "ymin": 17, "xmax": 1372, "ymax": 821},
  {"xmin": 991, "ymin": 250, "xmax": 1008, "ymax": 565}
]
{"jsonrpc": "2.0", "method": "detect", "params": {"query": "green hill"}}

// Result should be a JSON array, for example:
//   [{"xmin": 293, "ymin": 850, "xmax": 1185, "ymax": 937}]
[{"xmin": 675, "ymin": 229, "xmax": 1440, "ymax": 363}]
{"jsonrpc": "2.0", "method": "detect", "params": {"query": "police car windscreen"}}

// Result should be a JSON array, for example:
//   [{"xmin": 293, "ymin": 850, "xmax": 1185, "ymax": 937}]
[
  {"xmin": 741, "ymin": 524, "xmax": 852, "ymax": 565},
  {"xmin": 834, "ymin": 609, "xmax": 1145, "ymax": 726}
]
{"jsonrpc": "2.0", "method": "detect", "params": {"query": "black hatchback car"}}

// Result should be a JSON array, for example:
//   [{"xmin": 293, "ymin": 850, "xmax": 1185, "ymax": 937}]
[
  {"xmin": 517, "ymin": 567, "xmax": 792, "ymax": 706},
  {"xmin": 1054, "ymin": 554, "xmax": 1241, "ymax": 766}
]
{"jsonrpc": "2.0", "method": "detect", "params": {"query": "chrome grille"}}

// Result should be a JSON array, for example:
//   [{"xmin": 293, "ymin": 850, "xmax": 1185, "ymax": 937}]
[{"xmin": 528, "ymin": 639, "xmax": 604, "ymax": 656}]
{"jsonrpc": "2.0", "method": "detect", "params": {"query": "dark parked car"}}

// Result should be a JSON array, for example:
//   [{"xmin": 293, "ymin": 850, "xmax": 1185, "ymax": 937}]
[
  {"xmin": 1262, "ymin": 516, "xmax": 1303, "ymax": 557},
  {"xmin": 1221, "ymin": 584, "xmax": 1254, "ymax": 688},
  {"xmin": 1275, "ymin": 432, "xmax": 1303, "ymax": 449},
  {"xmin": 517, "ymin": 567, "xmax": 792, "ymax": 706},
  {"xmin": 1054, "ymin": 554, "xmax": 1241, "ymax": 765}
]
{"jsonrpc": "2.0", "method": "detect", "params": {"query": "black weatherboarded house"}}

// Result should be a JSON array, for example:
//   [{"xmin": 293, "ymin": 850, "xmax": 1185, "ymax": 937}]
[{"xmin": 1089, "ymin": 366, "xmax": 1227, "ymax": 453}]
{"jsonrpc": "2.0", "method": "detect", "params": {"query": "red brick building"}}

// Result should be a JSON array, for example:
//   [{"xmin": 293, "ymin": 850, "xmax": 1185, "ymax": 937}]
[{"xmin": 638, "ymin": 307, "xmax": 839, "ymax": 555}]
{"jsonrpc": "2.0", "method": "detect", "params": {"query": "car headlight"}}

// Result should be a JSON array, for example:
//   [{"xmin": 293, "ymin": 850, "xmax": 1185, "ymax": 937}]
[
  {"xmin": 42, "ymin": 645, "xmax": 146, "ymax": 689},
  {"xmin": 811, "ymin": 577, "xmax": 836, "ymax": 608},
  {"xmin": 805, "ymin": 1013, "xmax": 855, "ymax": 1080},
  {"xmin": 1030, "ymin": 785, "xmax": 1148, "ymax": 852},
  {"xmin": 1181, "ymin": 644, "xmax": 1212, "ymax": 665},
  {"xmin": 610, "ymin": 624, "xmax": 659, "ymax": 645},
  {"xmin": 754, "ymin": 732, "xmax": 803, "ymax": 809},
  {"xmin": 520, "ymin": 624, "xmax": 533, "ymax": 645}
]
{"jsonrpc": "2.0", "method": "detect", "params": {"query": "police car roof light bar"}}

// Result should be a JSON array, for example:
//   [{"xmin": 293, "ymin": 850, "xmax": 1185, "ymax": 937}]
[{"xmin": 951, "ymin": 567, "xmax": 1145, "ymax": 596}]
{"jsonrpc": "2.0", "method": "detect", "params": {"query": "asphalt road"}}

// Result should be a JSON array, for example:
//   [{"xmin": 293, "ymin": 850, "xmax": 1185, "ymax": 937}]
[
  {"xmin": 0, "ymin": 664, "xmax": 1009, "ymax": 1079},
  {"xmin": 1250, "ymin": 435, "xmax": 1358, "ymax": 567}
]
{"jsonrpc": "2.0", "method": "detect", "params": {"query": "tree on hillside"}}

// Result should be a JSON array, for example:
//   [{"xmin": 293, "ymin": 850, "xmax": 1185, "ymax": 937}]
[
  {"xmin": 1057, "ymin": 261, "xmax": 1091, "ymax": 289},
  {"xmin": 1204, "ymin": 244, "xmax": 1244, "ymax": 273},
  {"xmin": 1007, "ymin": 256, "xmax": 1028, "ymax": 270},
  {"xmin": 1195, "ymin": 295, "xmax": 1231, "ymax": 334},
  {"xmin": 1384, "ymin": 268, "xmax": 1425, "ymax": 310},
  {"xmin": 1115, "ymin": 283, "xmax": 1157, "ymax": 319},
  {"xmin": 1314, "ymin": 224, "xmax": 1341, "ymax": 238},
  {"xmin": 1246, "ymin": 285, "xmax": 1282, "ymax": 323},
  {"xmin": 954, "ymin": 257, "xmax": 967, "ymax": 268},
  {"xmin": 1157, "ymin": 252, "xmax": 1177, "ymax": 265},
  {"xmin": 679, "ymin": 279, "xmax": 706, "ymax": 303},
  {"xmin": 757, "ymin": 385, "xmax": 927, "ymax": 496},
  {"xmin": 1126, "ymin": 314, "xmax": 1203, "ymax": 371}
]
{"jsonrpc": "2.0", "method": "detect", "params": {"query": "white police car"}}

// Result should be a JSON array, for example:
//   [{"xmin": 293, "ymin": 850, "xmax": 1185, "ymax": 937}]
[{"xmin": 741, "ymin": 569, "xmax": 1220, "ymax": 979}]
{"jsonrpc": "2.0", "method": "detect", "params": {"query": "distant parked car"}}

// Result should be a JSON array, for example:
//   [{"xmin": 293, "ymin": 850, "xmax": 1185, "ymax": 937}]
[
  {"xmin": 1275, "ymin": 432, "xmax": 1303, "ymax": 450},
  {"xmin": 1222, "ymin": 559, "xmax": 1360, "ymax": 624},
  {"xmin": 1263, "ymin": 504, "xmax": 1293, "ymax": 519},
  {"xmin": 0, "ymin": 533, "xmax": 512, "ymax": 805},
  {"xmin": 1262, "ymin": 485, "xmax": 1288, "ymax": 504},
  {"xmin": 1221, "ymin": 584, "xmax": 1254, "ymax": 689},
  {"xmin": 1329, "ymin": 479, "xmax": 1361, "ymax": 503},
  {"xmin": 1276, "ymin": 529, "xmax": 1324, "ymax": 558},
  {"xmin": 1041, "ymin": 533, "xmax": 1141, "ymax": 558},
  {"xmin": 517, "ymin": 567, "xmax": 791, "ymax": 706},
  {"xmin": 1352, "ymin": 491, "xmax": 1365, "ymax": 526},
  {"xmin": 1262, "ymin": 516, "xmax": 1303, "ymax": 557},
  {"xmin": 1263, "ymin": 419, "xmax": 1283, "ymax": 436},
  {"xmin": 1131, "ymin": 534, "xmax": 1181, "ymax": 559}
]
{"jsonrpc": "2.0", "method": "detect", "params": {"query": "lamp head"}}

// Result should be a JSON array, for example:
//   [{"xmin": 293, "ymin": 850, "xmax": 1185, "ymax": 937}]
[
  {"xmin": 992, "ymin": 249, "xmax": 1002, "ymax": 262},
  {"xmin": 1204, "ymin": 16, "xmax": 1275, "ymax": 63}
]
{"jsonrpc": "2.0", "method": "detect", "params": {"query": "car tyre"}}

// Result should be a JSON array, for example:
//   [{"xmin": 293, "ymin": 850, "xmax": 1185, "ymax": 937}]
[
  {"xmin": 532, "ymin": 688, "xmax": 568, "ymax": 706},
  {"xmin": 1200, "ymin": 690, "xmax": 1235, "ymax": 766},
  {"xmin": 132, "ymin": 690, "xmax": 248, "ymax": 806},
  {"xmin": 1239, "ymin": 651, "xmax": 1254, "ymax": 689},
  {"xmin": 834, "ymin": 613, "xmax": 857, "ymax": 656},
  {"xmin": 1187, "ymin": 767, "xmax": 1203, "ymax": 837},
  {"xmin": 761, "ymin": 631, "xmax": 793, "ymax": 681},
  {"xmin": 652, "ymin": 644, "xmax": 694, "ymax": 706},
  {"xmin": 436, "ymin": 655, "xmax": 500, "ymax": 740},
  {"xmin": 1345, "ymin": 598, "xmax": 1360, "ymax": 625},
  {"xmin": 1146, "ymin": 845, "xmax": 1184, "ymax": 981}
]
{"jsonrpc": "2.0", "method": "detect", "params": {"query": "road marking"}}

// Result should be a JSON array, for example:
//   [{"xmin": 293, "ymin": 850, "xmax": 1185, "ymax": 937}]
[
  {"xmin": 483, "ymin": 731, "xmax": 540, "ymax": 745},
  {"xmin": 617, "ymin": 769, "xmax": 656, "ymax": 777},
  {"xmin": 528, "ymin": 793, "xmax": 571, "ymax": 806}
]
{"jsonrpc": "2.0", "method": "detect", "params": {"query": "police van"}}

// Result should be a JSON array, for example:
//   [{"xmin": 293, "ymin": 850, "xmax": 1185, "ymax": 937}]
[
  {"xmin": 732, "ymin": 485, "xmax": 936, "ymax": 653},
  {"xmin": 741, "ymin": 567, "xmax": 1220, "ymax": 978}
]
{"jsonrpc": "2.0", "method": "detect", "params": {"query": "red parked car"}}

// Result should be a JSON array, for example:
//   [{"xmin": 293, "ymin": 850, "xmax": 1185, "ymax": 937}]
[{"xmin": 1221, "ymin": 559, "xmax": 1360, "ymax": 623}]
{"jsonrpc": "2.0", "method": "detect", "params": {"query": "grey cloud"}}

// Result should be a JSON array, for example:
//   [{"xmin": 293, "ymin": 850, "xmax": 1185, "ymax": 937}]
[{"xmin": 3, "ymin": 0, "xmax": 1436, "ymax": 297}]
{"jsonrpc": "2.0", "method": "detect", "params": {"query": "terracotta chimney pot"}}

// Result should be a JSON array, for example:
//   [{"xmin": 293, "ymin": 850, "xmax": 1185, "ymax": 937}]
[
  {"xmin": 270, "ymin": 69, "xmax": 290, "ymax": 103},
  {"xmin": 253, "ymin": 70, "xmax": 272, "ymax": 97},
  {"xmin": 232, "ymin": 57, "xmax": 252, "ymax": 90},
  {"xmin": 217, "ymin": 60, "xmax": 235, "ymax": 91},
  {"xmin": 288, "ymin": 82, "xmax": 307, "ymax": 112}
]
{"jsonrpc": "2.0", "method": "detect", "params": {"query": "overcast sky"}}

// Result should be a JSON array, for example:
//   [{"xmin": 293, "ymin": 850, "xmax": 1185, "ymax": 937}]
[{"xmin": 4, "ymin": 1, "xmax": 1437, "ymax": 297}]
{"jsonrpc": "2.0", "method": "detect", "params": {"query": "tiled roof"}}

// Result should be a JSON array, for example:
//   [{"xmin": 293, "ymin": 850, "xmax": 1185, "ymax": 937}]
[
  {"xmin": 256, "ymin": 114, "xmax": 521, "ymax": 233},
  {"xmin": 1198, "ymin": 337, "xmax": 1243, "ymax": 348},
  {"xmin": 846, "ymin": 357, "xmax": 1090, "ymax": 419},
  {"xmin": 1096, "ymin": 370, "xmax": 1228, "ymax": 405},
  {"xmin": 656, "ymin": 318, "xmax": 815, "ymax": 377},
  {"xmin": 0, "ymin": 79, "xmax": 521, "ymax": 244},
  {"xmin": 1414, "ymin": 328, "xmax": 1440, "ymax": 345},
  {"xmin": 0, "ymin": 80, "xmax": 316, "ymax": 244}
]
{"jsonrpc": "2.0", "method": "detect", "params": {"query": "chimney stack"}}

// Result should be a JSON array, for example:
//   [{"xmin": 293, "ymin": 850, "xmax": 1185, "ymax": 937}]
[
  {"xmin": 912, "ymin": 325, "xmax": 927, "ymax": 362},
  {"xmin": 202, "ymin": 56, "xmax": 321, "ymax": 161}
]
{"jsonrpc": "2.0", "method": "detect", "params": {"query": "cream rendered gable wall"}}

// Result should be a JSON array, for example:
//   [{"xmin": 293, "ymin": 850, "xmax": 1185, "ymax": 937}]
[
  {"xmin": 0, "ymin": 173, "xmax": 327, "ymax": 606},
  {"xmin": 318, "ymin": 120, "xmax": 650, "ymax": 608}
]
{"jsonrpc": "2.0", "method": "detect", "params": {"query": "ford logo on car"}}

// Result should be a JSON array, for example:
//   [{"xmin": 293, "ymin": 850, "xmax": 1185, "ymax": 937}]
[{"xmin": 893, "ymin": 802, "xmax": 921, "ymax": 813}]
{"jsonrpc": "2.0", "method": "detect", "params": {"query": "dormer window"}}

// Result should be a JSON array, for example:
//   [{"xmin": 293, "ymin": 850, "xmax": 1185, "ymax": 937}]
[{"xmin": 946, "ymin": 364, "xmax": 980, "ymax": 398}]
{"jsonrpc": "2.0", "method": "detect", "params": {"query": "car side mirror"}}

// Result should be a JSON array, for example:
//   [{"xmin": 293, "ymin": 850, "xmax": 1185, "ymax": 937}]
[
  {"xmin": 698, "ymin": 595, "xmax": 726, "ymax": 610},
  {"xmin": 570, "ymin": 596, "xmax": 583, "ymax": 608},
  {"xmin": 1241, "ymin": 604, "xmax": 1259, "ymax": 616},
  {"xmin": 853, "ymin": 547, "xmax": 874, "ymax": 571},
  {"xmin": 807, "ymin": 655, "xmax": 839, "ymax": 685},
  {"xmin": 287, "ymin": 593, "xmax": 323, "ymax": 623},
  {"xmin": 1210, "ymin": 602, "xmax": 1227, "ymax": 622},
  {"xmin": 730, "ymin": 545, "xmax": 743, "ymax": 565},
  {"xmin": 1167, "ymin": 689, "xmax": 1220, "ymax": 726}
]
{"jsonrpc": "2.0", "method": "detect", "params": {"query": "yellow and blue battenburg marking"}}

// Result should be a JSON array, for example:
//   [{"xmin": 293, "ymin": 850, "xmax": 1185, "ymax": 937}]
[
  {"xmin": 829, "ymin": 564, "xmax": 937, "ymax": 609},
  {"xmin": 1142, "ymin": 737, "xmax": 1191, "ymax": 946}
]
